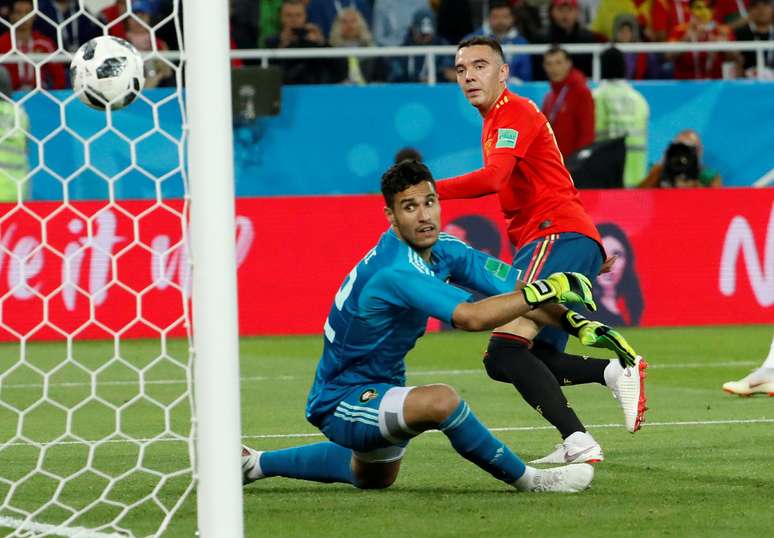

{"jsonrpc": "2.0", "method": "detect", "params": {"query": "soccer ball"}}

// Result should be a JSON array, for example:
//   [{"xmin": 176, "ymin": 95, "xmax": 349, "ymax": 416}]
[{"xmin": 70, "ymin": 36, "xmax": 145, "ymax": 110}]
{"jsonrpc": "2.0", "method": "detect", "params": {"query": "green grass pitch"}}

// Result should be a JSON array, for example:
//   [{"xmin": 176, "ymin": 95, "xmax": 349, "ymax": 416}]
[{"xmin": 1, "ymin": 325, "xmax": 772, "ymax": 537}]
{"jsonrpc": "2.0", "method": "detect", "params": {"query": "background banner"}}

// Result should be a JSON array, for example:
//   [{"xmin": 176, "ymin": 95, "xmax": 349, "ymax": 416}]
[
  {"xmin": 1, "ymin": 188, "xmax": 771, "ymax": 341},
  {"xmin": 18, "ymin": 82, "xmax": 774, "ymax": 202}
]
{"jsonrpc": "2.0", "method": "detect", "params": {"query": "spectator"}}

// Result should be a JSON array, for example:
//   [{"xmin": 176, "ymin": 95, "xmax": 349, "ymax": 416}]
[
  {"xmin": 394, "ymin": 146, "xmax": 423, "ymax": 163},
  {"xmin": 539, "ymin": 0, "xmax": 600, "ymax": 78},
  {"xmin": 34, "ymin": 0, "xmax": 101, "ymax": 52},
  {"xmin": 612, "ymin": 14, "xmax": 663, "ymax": 79},
  {"xmin": 265, "ymin": 0, "xmax": 345, "ymax": 85},
  {"xmin": 372, "ymin": 0, "xmax": 427, "ymax": 46},
  {"xmin": 650, "ymin": 0, "xmax": 691, "ymax": 42},
  {"xmin": 306, "ymin": 0, "xmax": 372, "ymax": 39},
  {"xmin": 593, "ymin": 47, "xmax": 649, "ymax": 187},
  {"xmin": 590, "ymin": 0, "xmax": 640, "ymax": 40},
  {"xmin": 0, "ymin": 66, "xmax": 29, "ymax": 202},
  {"xmin": 230, "ymin": 0, "xmax": 261, "ymax": 49},
  {"xmin": 436, "ymin": 0, "xmax": 474, "ymax": 44},
  {"xmin": 714, "ymin": 0, "xmax": 752, "ymax": 30},
  {"xmin": 1, "ymin": 1, "xmax": 12, "ymax": 20},
  {"xmin": 329, "ymin": 7, "xmax": 375, "ymax": 84},
  {"xmin": 387, "ymin": 9, "xmax": 455, "ymax": 83},
  {"xmin": 465, "ymin": 0, "xmax": 533, "ymax": 82},
  {"xmin": 124, "ymin": 2, "xmax": 173, "ymax": 88},
  {"xmin": 734, "ymin": 0, "xmax": 774, "ymax": 77},
  {"xmin": 541, "ymin": 45, "xmax": 595, "ymax": 159},
  {"xmin": 259, "ymin": 0, "xmax": 284, "ymax": 47},
  {"xmin": 514, "ymin": 0, "xmax": 551, "ymax": 43},
  {"xmin": 0, "ymin": 0, "xmax": 66, "ymax": 91},
  {"xmin": 640, "ymin": 129, "xmax": 722, "ymax": 188},
  {"xmin": 667, "ymin": 0, "xmax": 735, "ymax": 80}
]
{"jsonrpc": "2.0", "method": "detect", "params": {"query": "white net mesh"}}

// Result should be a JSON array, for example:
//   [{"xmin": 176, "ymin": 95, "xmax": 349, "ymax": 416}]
[{"xmin": 0, "ymin": 1, "xmax": 193, "ymax": 536}]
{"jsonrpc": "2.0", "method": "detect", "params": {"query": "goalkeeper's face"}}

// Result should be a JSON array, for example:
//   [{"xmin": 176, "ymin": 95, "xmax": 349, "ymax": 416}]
[{"xmin": 384, "ymin": 180, "xmax": 440, "ymax": 257}]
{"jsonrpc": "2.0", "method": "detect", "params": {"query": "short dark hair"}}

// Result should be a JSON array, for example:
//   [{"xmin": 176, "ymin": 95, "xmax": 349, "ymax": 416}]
[
  {"xmin": 600, "ymin": 46, "xmax": 626, "ymax": 79},
  {"xmin": 544, "ymin": 44, "xmax": 570, "ymax": 61},
  {"xmin": 457, "ymin": 36, "xmax": 506, "ymax": 64},
  {"xmin": 394, "ymin": 147, "xmax": 423, "ymax": 164},
  {"xmin": 381, "ymin": 160, "xmax": 435, "ymax": 208},
  {"xmin": 488, "ymin": 0, "xmax": 512, "ymax": 13}
]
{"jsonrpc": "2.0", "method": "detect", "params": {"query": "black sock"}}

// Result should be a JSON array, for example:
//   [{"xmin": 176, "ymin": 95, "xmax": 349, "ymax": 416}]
[
  {"xmin": 531, "ymin": 340, "xmax": 609, "ymax": 387},
  {"xmin": 483, "ymin": 333, "xmax": 585, "ymax": 439}
]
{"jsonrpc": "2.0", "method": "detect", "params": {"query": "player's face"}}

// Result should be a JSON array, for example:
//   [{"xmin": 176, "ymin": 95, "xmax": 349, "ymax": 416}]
[
  {"xmin": 455, "ymin": 45, "xmax": 508, "ymax": 115},
  {"xmin": 385, "ymin": 180, "xmax": 440, "ymax": 258}
]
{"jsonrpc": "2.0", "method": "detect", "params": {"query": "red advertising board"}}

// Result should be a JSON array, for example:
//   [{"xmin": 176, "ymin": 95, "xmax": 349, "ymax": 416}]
[{"xmin": 1, "ymin": 189, "xmax": 772, "ymax": 342}]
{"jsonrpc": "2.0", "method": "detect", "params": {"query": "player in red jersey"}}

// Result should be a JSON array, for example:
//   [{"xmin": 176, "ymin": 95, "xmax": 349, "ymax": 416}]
[{"xmin": 435, "ymin": 36, "xmax": 648, "ymax": 463}]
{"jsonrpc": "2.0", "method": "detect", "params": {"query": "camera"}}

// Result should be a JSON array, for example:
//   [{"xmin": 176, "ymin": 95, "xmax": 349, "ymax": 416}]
[{"xmin": 661, "ymin": 142, "xmax": 699, "ymax": 186}]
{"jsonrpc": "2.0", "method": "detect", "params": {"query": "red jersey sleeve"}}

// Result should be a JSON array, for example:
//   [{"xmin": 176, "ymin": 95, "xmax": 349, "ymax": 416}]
[{"xmin": 435, "ymin": 152, "xmax": 516, "ymax": 200}]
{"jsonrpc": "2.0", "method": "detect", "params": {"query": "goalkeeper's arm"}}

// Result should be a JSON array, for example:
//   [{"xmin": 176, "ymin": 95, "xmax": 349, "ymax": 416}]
[
  {"xmin": 452, "ymin": 272, "xmax": 595, "ymax": 332},
  {"xmin": 520, "ymin": 305, "xmax": 638, "ymax": 368},
  {"xmin": 561, "ymin": 311, "xmax": 638, "ymax": 367}
]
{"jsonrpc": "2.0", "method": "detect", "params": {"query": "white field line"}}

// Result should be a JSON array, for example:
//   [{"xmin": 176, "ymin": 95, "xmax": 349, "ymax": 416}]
[
  {"xmin": 241, "ymin": 417, "xmax": 774, "ymax": 440},
  {"xmin": 3, "ymin": 417, "xmax": 771, "ymax": 448},
  {"xmin": 0, "ymin": 516, "xmax": 125, "ymax": 538},
  {"xmin": 0, "ymin": 360, "xmax": 760, "ymax": 390}
]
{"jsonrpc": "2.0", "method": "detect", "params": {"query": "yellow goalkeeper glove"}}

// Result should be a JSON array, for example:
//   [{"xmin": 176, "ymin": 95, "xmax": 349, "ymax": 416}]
[
  {"xmin": 522, "ymin": 272, "xmax": 597, "ymax": 312},
  {"xmin": 561, "ymin": 311, "xmax": 637, "ymax": 367}
]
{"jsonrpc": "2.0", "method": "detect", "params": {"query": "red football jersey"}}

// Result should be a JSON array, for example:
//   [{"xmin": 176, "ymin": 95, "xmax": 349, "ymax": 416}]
[{"xmin": 436, "ymin": 88, "xmax": 601, "ymax": 250}]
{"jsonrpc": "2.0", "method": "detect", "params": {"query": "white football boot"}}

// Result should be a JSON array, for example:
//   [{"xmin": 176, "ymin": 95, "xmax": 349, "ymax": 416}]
[
  {"xmin": 241, "ymin": 445, "xmax": 265, "ymax": 485},
  {"xmin": 529, "ymin": 431, "xmax": 604, "ymax": 465},
  {"xmin": 723, "ymin": 367, "xmax": 774, "ymax": 397},
  {"xmin": 605, "ymin": 355, "xmax": 648, "ymax": 433},
  {"xmin": 514, "ymin": 463, "xmax": 594, "ymax": 492}
]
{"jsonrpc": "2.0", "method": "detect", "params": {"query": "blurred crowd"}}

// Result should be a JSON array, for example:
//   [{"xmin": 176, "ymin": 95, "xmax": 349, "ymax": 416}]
[
  {"xmin": 240, "ymin": 0, "xmax": 774, "ymax": 84},
  {"xmin": 0, "ymin": 0, "xmax": 771, "ymax": 90}
]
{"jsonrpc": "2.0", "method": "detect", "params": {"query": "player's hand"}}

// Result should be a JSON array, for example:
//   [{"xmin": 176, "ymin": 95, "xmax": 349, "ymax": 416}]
[
  {"xmin": 579, "ymin": 323, "xmax": 638, "ymax": 368},
  {"xmin": 599, "ymin": 255, "xmax": 618, "ymax": 275},
  {"xmin": 522, "ymin": 272, "xmax": 596, "ymax": 311}
]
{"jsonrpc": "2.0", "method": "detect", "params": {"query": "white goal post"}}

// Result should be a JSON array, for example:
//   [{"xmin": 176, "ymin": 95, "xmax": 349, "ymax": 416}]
[{"xmin": 183, "ymin": 0, "xmax": 244, "ymax": 536}]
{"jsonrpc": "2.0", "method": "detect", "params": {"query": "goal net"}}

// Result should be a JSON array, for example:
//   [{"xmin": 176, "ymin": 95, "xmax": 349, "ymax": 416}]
[{"xmin": 0, "ymin": 1, "xmax": 197, "ymax": 536}]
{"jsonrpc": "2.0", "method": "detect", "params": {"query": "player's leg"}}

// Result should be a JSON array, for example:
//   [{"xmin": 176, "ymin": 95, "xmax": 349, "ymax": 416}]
[
  {"xmin": 400, "ymin": 384, "xmax": 593, "ymax": 492},
  {"xmin": 242, "ymin": 383, "xmax": 406, "ymax": 489},
  {"xmin": 478, "ymin": 234, "xmax": 601, "ymax": 460},
  {"xmin": 483, "ymin": 327, "xmax": 597, "ymax": 443},
  {"xmin": 241, "ymin": 442, "xmax": 356, "ymax": 485},
  {"xmin": 526, "ymin": 233, "xmax": 648, "ymax": 434},
  {"xmin": 482, "ymin": 330, "xmax": 604, "ymax": 464},
  {"xmin": 723, "ymin": 334, "xmax": 774, "ymax": 396}
]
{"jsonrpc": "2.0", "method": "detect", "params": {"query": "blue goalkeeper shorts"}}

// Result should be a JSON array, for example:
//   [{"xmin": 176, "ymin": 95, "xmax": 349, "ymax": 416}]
[
  {"xmin": 315, "ymin": 383, "xmax": 413, "ymax": 458},
  {"xmin": 512, "ymin": 232, "xmax": 603, "ymax": 351}
]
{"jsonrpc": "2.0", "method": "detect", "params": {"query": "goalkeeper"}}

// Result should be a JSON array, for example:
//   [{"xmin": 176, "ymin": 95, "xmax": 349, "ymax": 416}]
[{"xmin": 243, "ymin": 161, "xmax": 635, "ymax": 492}]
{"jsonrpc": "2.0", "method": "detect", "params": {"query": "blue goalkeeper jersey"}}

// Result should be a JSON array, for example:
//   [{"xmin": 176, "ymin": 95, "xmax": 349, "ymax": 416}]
[{"xmin": 305, "ymin": 228, "xmax": 522, "ymax": 425}]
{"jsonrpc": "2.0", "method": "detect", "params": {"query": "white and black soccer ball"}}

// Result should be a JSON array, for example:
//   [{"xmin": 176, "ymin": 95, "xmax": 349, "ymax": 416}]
[{"xmin": 70, "ymin": 36, "xmax": 145, "ymax": 110}]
